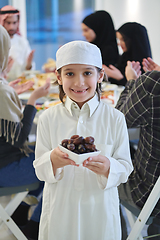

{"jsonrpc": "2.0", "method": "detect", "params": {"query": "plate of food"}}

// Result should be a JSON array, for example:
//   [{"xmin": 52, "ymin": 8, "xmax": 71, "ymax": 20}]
[
  {"xmin": 42, "ymin": 58, "xmax": 56, "ymax": 72},
  {"xmin": 35, "ymin": 100, "xmax": 61, "ymax": 111},
  {"xmin": 102, "ymin": 83, "xmax": 118, "ymax": 91},
  {"xmin": 59, "ymin": 135, "xmax": 101, "ymax": 164},
  {"xmin": 17, "ymin": 72, "xmax": 58, "ymax": 91}
]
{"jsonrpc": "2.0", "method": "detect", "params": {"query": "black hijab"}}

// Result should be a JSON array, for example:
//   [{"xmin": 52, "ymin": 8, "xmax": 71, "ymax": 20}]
[
  {"xmin": 82, "ymin": 10, "xmax": 119, "ymax": 67},
  {"xmin": 117, "ymin": 22, "xmax": 152, "ymax": 76}
]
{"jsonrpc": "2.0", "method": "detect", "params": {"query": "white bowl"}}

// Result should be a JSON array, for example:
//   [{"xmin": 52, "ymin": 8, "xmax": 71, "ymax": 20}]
[{"xmin": 58, "ymin": 144, "xmax": 101, "ymax": 164}]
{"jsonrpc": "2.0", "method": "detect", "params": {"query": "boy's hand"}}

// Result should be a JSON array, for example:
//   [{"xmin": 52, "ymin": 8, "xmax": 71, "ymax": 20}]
[
  {"xmin": 50, "ymin": 147, "xmax": 78, "ymax": 175},
  {"xmin": 83, "ymin": 154, "xmax": 110, "ymax": 178}
]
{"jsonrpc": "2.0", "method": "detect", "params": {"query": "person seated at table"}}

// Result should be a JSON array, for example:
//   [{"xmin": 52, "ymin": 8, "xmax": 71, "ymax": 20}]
[
  {"xmin": 0, "ymin": 25, "xmax": 50, "ymax": 240},
  {"xmin": 116, "ymin": 60, "xmax": 160, "ymax": 239},
  {"xmin": 81, "ymin": 10, "xmax": 119, "ymax": 72},
  {"xmin": 103, "ymin": 22, "xmax": 152, "ymax": 86},
  {"xmin": 0, "ymin": 5, "xmax": 35, "ymax": 81}
]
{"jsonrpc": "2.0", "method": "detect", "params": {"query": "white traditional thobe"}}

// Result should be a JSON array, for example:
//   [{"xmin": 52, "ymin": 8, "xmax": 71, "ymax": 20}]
[
  {"xmin": 7, "ymin": 34, "xmax": 35, "ymax": 80},
  {"xmin": 34, "ymin": 95, "xmax": 133, "ymax": 240}
]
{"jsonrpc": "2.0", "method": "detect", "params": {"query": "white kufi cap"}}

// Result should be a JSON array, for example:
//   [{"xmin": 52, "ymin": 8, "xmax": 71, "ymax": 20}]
[{"xmin": 56, "ymin": 40, "xmax": 102, "ymax": 70}]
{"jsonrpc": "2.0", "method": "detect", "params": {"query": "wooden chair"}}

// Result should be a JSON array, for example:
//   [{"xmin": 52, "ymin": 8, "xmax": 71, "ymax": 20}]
[
  {"xmin": 121, "ymin": 176, "xmax": 160, "ymax": 240},
  {"xmin": 0, "ymin": 182, "xmax": 40, "ymax": 240}
]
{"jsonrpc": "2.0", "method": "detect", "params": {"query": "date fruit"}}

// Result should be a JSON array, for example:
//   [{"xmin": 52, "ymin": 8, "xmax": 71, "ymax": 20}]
[{"xmin": 61, "ymin": 135, "xmax": 97, "ymax": 154}]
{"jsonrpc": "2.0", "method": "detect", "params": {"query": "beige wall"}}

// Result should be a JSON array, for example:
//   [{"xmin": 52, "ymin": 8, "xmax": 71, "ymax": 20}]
[{"xmin": 95, "ymin": 0, "xmax": 160, "ymax": 64}]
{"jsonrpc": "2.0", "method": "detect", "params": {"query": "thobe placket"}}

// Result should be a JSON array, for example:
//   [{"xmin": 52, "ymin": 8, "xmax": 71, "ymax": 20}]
[{"xmin": 72, "ymin": 103, "xmax": 89, "ymax": 191}]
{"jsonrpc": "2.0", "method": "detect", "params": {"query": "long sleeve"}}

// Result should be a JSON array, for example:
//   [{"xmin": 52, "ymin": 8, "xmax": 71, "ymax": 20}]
[
  {"xmin": 7, "ymin": 34, "xmax": 35, "ymax": 81},
  {"xmin": 34, "ymin": 112, "xmax": 61, "ymax": 183},
  {"xmin": 2, "ymin": 105, "xmax": 37, "ymax": 147},
  {"xmin": 0, "ymin": 80, "xmax": 37, "ymax": 168},
  {"xmin": 97, "ymin": 113, "xmax": 133, "ymax": 190},
  {"xmin": 115, "ymin": 77, "xmax": 150, "ymax": 128},
  {"xmin": 34, "ymin": 97, "xmax": 133, "ymax": 187}
]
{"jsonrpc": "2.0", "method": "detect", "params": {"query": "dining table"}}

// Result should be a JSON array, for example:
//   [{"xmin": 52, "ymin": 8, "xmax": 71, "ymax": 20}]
[{"xmin": 18, "ymin": 81, "xmax": 139, "ymax": 143}]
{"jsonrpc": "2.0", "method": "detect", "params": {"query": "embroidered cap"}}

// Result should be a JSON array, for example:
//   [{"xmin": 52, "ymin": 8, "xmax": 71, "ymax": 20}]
[{"xmin": 56, "ymin": 40, "xmax": 102, "ymax": 70}]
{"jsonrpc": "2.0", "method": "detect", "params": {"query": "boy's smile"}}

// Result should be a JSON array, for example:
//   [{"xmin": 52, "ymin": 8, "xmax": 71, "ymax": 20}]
[{"xmin": 71, "ymin": 88, "xmax": 89, "ymax": 93}]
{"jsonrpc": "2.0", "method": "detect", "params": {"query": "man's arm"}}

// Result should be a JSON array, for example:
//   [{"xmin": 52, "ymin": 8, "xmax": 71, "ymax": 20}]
[{"xmin": 115, "ymin": 61, "xmax": 149, "ymax": 128}]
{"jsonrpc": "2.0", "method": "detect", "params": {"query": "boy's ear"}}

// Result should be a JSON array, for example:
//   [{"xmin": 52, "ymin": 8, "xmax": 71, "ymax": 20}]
[
  {"xmin": 55, "ymin": 70, "xmax": 62, "ymax": 85},
  {"xmin": 97, "ymin": 68, "xmax": 105, "ymax": 83}
]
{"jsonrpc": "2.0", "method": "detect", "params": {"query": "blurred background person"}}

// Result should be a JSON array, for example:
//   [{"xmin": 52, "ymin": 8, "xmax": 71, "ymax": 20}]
[
  {"xmin": 116, "ymin": 61, "xmax": 160, "ymax": 239},
  {"xmin": 0, "ymin": 25, "xmax": 50, "ymax": 240},
  {"xmin": 0, "ymin": 5, "xmax": 35, "ymax": 81},
  {"xmin": 81, "ymin": 10, "xmax": 119, "ymax": 76},
  {"xmin": 103, "ymin": 22, "xmax": 152, "ymax": 86}
]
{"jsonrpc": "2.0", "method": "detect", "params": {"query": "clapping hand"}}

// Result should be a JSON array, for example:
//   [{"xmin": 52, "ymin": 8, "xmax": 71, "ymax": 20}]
[
  {"xmin": 102, "ymin": 64, "xmax": 124, "ymax": 80},
  {"xmin": 142, "ymin": 57, "xmax": 160, "ymax": 72},
  {"xmin": 9, "ymin": 79, "xmax": 34, "ymax": 95},
  {"xmin": 26, "ymin": 50, "xmax": 35, "ymax": 70},
  {"xmin": 125, "ymin": 61, "xmax": 141, "ymax": 81},
  {"xmin": 27, "ymin": 78, "xmax": 51, "ymax": 106}
]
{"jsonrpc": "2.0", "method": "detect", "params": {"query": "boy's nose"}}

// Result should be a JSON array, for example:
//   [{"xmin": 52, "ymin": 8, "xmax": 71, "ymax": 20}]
[{"xmin": 74, "ymin": 75, "xmax": 84, "ymax": 86}]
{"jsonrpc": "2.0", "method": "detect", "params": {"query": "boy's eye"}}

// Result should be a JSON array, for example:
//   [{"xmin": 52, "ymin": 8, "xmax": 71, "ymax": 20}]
[
  {"xmin": 66, "ymin": 72, "xmax": 73, "ymax": 76},
  {"xmin": 84, "ymin": 71, "xmax": 91, "ymax": 76}
]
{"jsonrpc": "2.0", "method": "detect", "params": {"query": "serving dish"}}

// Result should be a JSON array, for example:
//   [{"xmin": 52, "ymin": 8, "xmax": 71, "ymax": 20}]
[{"xmin": 58, "ymin": 144, "xmax": 101, "ymax": 164}]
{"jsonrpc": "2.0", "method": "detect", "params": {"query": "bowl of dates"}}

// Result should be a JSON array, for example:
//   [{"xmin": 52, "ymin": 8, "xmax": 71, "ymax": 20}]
[{"xmin": 59, "ymin": 135, "xmax": 101, "ymax": 164}]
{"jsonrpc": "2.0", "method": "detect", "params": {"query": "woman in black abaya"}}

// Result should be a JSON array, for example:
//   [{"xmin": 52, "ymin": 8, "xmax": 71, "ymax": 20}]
[
  {"xmin": 81, "ymin": 10, "xmax": 119, "ymax": 68},
  {"xmin": 104, "ymin": 22, "xmax": 152, "ymax": 86}
]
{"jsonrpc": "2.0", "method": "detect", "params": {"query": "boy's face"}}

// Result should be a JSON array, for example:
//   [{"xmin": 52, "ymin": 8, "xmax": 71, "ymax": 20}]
[{"xmin": 56, "ymin": 64, "xmax": 104, "ymax": 108}]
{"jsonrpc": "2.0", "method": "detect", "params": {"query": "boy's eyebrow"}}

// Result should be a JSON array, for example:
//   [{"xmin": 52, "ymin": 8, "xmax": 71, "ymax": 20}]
[
  {"xmin": 63, "ymin": 68, "xmax": 73, "ymax": 72},
  {"xmin": 85, "ymin": 67, "xmax": 95, "ymax": 70}
]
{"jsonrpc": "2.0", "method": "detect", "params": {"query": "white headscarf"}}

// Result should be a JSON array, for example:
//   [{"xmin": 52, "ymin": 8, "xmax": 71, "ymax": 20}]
[
  {"xmin": 0, "ymin": 25, "xmax": 23, "ymax": 144},
  {"xmin": 0, "ymin": 25, "xmax": 11, "ymax": 73}
]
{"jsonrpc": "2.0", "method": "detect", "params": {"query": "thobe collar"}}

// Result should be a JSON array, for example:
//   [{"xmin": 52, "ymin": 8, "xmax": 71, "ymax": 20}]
[{"xmin": 65, "ymin": 95, "xmax": 100, "ymax": 117}]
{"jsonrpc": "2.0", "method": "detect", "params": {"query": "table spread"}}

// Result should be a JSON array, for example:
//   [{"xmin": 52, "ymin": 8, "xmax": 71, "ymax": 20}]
[{"xmin": 19, "ymin": 82, "xmax": 139, "ymax": 142}]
